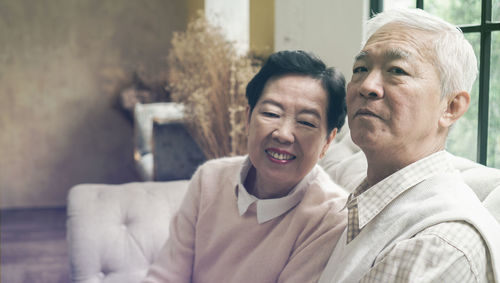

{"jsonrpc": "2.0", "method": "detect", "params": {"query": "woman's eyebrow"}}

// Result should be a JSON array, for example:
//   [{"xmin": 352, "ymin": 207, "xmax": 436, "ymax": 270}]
[
  {"xmin": 299, "ymin": 108, "xmax": 321, "ymax": 120},
  {"xmin": 260, "ymin": 99, "xmax": 284, "ymax": 110},
  {"xmin": 261, "ymin": 99, "xmax": 321, "ymax": 119}
]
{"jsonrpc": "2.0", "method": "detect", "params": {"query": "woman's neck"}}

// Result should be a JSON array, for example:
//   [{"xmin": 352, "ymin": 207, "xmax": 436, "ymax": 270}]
[{"xmin": 244, "ymin": 166, "xmax": 293, "ymax": 199}]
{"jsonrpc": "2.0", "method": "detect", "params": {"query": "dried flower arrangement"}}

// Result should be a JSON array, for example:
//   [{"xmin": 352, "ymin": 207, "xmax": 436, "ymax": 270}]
[{"xmin": 167, "ymin": 11, "xmax": 260, "ymax": 159}]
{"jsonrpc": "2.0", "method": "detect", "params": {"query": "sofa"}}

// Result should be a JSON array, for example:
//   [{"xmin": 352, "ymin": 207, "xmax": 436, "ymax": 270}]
[{"xmin": 66, "ymin": 127, "xmax": 500, "ymax": 283}]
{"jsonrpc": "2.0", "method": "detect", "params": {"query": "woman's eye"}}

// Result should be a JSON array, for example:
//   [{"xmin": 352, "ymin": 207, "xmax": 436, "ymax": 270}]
[
  {"xmin": 263, "ymin": 112, "xmax": 279, "ymax": 118},
  {"xmin": 299, "ymin": 121, "xmax": 317, "ymax": 128},
  {"xmin": 353, "ymin": 66, "xmax": 367, "ymax": 73}
]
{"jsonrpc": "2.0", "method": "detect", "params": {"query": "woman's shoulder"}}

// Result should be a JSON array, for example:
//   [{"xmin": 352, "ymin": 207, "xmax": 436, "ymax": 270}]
[
  {"xmin": 192, "ymin": 155, "xmax": 246, "ymax": 184},
  {"xmin": 198, "ymin": 155, "xmax": 246, "ymax": 172},
  {"xmin": 190, "ymin": 156, "xmax": 246, "ymax": 207}
]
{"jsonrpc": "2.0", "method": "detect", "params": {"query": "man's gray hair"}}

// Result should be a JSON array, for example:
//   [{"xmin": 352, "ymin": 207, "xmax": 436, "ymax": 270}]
[{"xmin": 363, "ymin": 8, "xmax": 478, "ymax": 99}]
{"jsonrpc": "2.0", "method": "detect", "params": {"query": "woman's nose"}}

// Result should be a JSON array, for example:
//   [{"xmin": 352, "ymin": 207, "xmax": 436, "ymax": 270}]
[
  {"xmin": 272, "ymin": 120, "xmax": 295, "ymax": 144},
  {"xmin": 359, "ymin": 71, "xmax": 383, "ymax": 99}
]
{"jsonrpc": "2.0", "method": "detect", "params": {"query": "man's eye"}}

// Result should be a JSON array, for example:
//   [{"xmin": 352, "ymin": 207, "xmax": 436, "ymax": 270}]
[
  {"xmin": 389, "ymin": 67, "xmax": 407, "ymax": 75},
  {"xmin": 353, "ymin": 66, "xmax": 367, "ymax": 73},
  {"xmin": 299, "ymin": 121, "xmax": 317, "ymax": 128}
]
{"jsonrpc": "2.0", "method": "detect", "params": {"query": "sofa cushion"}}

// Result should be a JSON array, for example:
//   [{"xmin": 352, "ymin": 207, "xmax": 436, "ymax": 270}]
[{"xmin": 67, "ymin": 181, "xmax": 188, "ymax": 283}]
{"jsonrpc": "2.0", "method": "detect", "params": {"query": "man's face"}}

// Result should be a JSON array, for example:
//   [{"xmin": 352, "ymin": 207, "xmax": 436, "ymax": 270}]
[{"xmin": 347, "ymin": 23, "xmax": 447, "ymax": 164}]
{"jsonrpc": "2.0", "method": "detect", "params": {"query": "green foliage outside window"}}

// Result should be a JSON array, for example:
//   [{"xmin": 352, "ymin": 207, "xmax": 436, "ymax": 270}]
[
  {"xmin": 489, "ymin": 31, "xmax": 500, "ymax": 167},
  {"xmin": 494, "ymin": 0, "xmax": 500, "ymax": 21}
]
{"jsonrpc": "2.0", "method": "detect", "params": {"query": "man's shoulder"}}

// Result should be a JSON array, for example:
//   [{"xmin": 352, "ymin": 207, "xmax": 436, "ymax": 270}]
[
  {"xmin": 415, "ymin": 221, "xmax": 488, "ymax": 281},
  {"xmin": 417, "ymin": 221, "xmax": 486, "ymax": 259},
  {"xmin": 415, "ymin": 221, "xmax": 482, "ymax": 244},
  {"xmin": 365, "ymin": 221, "xmax": 489, "ymax": 283}
]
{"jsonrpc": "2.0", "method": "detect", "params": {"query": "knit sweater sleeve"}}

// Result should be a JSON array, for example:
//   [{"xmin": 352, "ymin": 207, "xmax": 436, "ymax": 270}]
[
  {"xmin": 142, "ymin": 165, "xmax": 203, "ymax": 283},
  {"xmin": 278, "ymin": 176, "xmax": 348, "ymax": 283},
  {"xmin": 277, "ymin": 211, "xmax": 347, "ymax": 283}
]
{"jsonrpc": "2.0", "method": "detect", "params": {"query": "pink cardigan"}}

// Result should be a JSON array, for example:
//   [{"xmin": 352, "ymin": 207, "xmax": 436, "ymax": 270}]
[{"xmin": 143, "ymin": 156, "xmax": 347, "ymax": 283}]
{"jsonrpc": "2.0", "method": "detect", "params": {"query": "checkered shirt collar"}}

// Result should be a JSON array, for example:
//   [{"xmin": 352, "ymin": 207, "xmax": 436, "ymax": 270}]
[{"xmin": 354, "ymin": 151, "xmax": 455, "ymax": 229}]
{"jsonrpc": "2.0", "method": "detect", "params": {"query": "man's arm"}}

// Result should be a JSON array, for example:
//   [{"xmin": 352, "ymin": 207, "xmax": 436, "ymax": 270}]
[{"xmin": 360, "ymin": 221, "xmax": 490, "ymax": 283}]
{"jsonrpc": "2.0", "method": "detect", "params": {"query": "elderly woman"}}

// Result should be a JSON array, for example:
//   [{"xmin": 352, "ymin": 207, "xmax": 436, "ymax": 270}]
[{"xmin": 143, "ymin": 50, "xmax": 348, "ymax": 283}]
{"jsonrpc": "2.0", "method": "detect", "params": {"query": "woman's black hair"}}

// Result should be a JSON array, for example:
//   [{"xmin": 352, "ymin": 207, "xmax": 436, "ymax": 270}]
[{"xmin": 245, "ymin": 50, "xmax": 346, "ymax": 133}]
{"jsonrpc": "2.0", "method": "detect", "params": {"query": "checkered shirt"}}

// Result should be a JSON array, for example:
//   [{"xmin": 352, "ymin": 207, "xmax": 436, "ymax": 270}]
[{"xmin": 346, "ymin": 151, "xmax": 493, "ymax": 282}]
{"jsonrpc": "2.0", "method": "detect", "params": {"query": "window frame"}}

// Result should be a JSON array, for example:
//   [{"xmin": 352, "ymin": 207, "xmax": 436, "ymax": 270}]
[{"xmin": 370, "ymin": 0, "xmax": 500, "ymax": 166}]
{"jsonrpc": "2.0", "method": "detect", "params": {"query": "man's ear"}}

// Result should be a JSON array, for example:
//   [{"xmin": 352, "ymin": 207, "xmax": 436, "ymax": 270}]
[
  {"xmin": 439, "ymin": 91, "xmax": 470, "ymax": 128},
  {"xmin": 320, "ymin": 128, "xmax": 337, "ymax": 159}
]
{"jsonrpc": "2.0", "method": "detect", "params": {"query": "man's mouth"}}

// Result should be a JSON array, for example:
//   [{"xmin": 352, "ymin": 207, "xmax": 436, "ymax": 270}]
[
  {"xmin": 355, "ymin": 108, "xmax": 380, "ymax": 119},
  {"xmin": 265, "ymin": 149, "xmax": 296, "ymax": 161}
]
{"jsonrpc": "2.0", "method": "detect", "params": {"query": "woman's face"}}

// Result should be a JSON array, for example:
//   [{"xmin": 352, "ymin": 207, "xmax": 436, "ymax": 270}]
[{"xmin": 246, "ymin": 74, "xmax": 336, "ymax": 197}]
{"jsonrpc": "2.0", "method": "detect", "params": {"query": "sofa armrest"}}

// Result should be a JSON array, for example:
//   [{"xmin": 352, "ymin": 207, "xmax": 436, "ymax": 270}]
[{"xmin": 67, "ymin": 181, "xmax": 188, "ymax": 283}]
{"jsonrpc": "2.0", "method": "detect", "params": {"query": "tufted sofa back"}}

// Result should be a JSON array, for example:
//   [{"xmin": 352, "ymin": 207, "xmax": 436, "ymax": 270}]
[{"xmin": 67, "ymin": 181, "xmax": 189, "ymax": 282}]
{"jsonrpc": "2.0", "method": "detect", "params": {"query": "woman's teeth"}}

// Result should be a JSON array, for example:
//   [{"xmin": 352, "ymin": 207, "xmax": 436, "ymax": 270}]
[{"xmin": 266, "ymin": 150, "xmax": 295, "ymax": 160}]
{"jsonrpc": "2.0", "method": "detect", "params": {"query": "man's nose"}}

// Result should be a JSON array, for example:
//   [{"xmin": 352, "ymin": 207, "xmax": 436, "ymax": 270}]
[
  {"xmin": 359, "ymin": 71, "xmax": 383, "ymax": 99},
  {"xmin": 272, "ymin": 119, "xmax": 295, "ymax": 144}
]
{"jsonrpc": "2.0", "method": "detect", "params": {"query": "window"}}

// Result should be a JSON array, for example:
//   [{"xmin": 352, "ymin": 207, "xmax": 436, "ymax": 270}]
[{"xmin": 370, "ymin": 0, "xmax": 500, "ymax": 169}]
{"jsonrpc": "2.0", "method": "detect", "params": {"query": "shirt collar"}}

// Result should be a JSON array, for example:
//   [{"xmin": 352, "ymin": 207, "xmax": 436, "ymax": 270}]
[
  {"xmin": 235, "ymin": 156, "xmax": 317, "ymax": 224},
  {"xmin": 354, "ymin": 151, "xmax": 455, "ymax": 229}
]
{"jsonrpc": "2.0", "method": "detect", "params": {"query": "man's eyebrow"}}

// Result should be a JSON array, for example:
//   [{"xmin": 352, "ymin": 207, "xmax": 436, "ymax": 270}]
[
  {"xmin": 354, "ymin": 51, "xmax": 368, "ymax": 61},
  {"xmin": 354, "ymin": 48, "xmax": 411, "ymax": 61},
  {"xmin": 385, "ymin": 48, "xmax": 411, "ymax": 60}
]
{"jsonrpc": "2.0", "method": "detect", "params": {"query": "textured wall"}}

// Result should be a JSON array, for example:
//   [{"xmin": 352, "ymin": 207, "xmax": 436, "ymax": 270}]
[
  {"xmin": 0, "ymin": 0, "xmax": 186, "ymax": 208},
  {"xmin": 205, "ymin": 0, "xmax": 249, "ymax": 54},
  {"xmin": 250, "ymin": 0, "xmax": 274, "ymax": 58},
  {"xmin": 275, "ymin": 0, "xmax": 368, "ymax": 78}
]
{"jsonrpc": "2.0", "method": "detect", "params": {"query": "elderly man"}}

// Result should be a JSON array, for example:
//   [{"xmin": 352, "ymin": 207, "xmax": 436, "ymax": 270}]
[{"xmin": 319, "ymin": 8, "xmax": 500, "ymax": 283}]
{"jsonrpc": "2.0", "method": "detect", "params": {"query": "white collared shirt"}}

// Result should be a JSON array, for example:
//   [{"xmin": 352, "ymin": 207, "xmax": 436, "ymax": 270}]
[{"xmin": 235, "ymin": 157, "xmax": 318, "ymax": 224}]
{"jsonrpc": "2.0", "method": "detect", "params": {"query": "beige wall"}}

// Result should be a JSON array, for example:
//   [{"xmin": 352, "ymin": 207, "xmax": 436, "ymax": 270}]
[
  {"xmin": 0, "ymin": 0, "xmax": 186, "ymax": 209},
  {"xmin": 250, "ymin": 0, "xmax": 274, "ymax": 58},
  {"xmin": 188, "ymin": 0, "xmax": 204, "ymax": 21},
  {"xmin": 0, "ymin": 0, "xmax": 367, "ymax": 209},
  {"xmin": 275, "ymin": 0, "xmax": 368, "ymax": 79}
]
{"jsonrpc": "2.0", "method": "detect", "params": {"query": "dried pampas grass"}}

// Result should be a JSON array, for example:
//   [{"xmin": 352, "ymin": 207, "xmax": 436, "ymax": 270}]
[{"xmin": 167, "ymin": 11, "xmax": 260, "ymax": 159}]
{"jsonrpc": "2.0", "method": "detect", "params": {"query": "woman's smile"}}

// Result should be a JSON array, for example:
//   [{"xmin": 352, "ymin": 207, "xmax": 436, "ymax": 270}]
[{"xmin": 265, "ymin": 148, "xmax": 297, "ymax": 164}]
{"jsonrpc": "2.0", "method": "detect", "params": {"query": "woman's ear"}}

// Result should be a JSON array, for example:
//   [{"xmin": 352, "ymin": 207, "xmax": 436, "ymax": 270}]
[
  {"xmin": 320, "ymin": 128, "xmax": 337, "ymax": 159},
  {"xmin": 439, "ymin": 91, "xmax": 470, "ymax": 128},
  {"xmin": 245, "ymin": 105, "xmax": 251, "ymax": 135}
]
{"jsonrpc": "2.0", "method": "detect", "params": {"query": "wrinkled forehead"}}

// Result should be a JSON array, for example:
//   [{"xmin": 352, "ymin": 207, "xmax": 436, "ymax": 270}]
[{"xmin": 362, "ymin": 23, "xmax": 436, "ymax": 63}]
